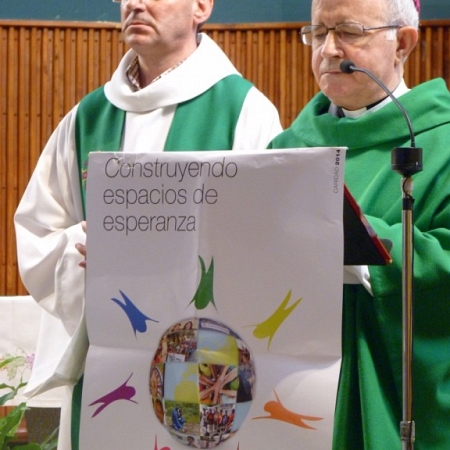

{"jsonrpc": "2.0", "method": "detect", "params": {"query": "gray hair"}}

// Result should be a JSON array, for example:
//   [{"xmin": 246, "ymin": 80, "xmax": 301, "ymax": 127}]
[
  {"xmin": 311, "ymin": 0, "xmax": 419, "ymax": 29},
  {"xmin": 383, "ymin": 0, "xmax": 419, "ymax": 28}
]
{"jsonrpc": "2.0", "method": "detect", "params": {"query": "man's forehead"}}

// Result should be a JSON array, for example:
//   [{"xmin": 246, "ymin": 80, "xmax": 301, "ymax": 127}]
[
  {"xmin": 312, "ymin": 0, "xmax": 420, "ymax": 13},
  {"xmin": 311, "ymin": 0, "xmax": 385, "ymax": 20},
  {"xmin": 312, "ymin": 0, "xmax": 378, "ymax": 12}
]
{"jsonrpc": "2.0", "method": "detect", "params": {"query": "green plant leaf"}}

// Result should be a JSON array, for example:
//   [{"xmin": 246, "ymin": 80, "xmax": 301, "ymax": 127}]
[
  {"xmin": 0, "ymin": 354, "xmax": 58, "ymax": 449},
  {"xmin": 0, "ymin": 383, "xmax": 15, "ymax": 391},
  {"xmin": 0, "ymin": 403, "xmax": 27, "ymax": 449},
  {"xmin": 40, "ymin": 426, "xmax": 59, "ymax": 450},
  {"xmin": 0, "ymin": 357, "xmax": 20, "ymax": 370},
  {"xmin": 0, "ymin": 390, "xmax": 17, "ymax": 407}
]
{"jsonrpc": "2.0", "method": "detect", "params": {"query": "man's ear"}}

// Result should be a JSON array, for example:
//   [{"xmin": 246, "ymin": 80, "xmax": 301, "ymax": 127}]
[
  {"xmin": 396, "ymin": 26, "xmax": 419, "ymax": 63},
  {"xmin": 194, "ymin": 0, "xmax": 214, "ymax": 26}
]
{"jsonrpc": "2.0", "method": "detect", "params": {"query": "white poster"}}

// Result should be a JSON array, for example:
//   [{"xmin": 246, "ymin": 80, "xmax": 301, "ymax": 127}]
[{"xmin": 81, "ymin": 148, "xmax": 346, "ymax": 450}]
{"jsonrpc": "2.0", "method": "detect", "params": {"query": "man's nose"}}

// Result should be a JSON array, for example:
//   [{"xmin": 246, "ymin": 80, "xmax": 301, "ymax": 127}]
[
  {"xmin": 320, "ymin": 31, "xmax": 344, "ymax": 58},
  {"xmin": 123, "ymin": 0, "xmax": 146, "ymax": 7}
]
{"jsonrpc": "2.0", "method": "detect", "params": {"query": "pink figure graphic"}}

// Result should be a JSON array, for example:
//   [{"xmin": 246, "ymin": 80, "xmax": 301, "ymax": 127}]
[
  {"xmin": 89, "ymin": 373, "xmax": 138, "ymax": 418},
  {"xmin": 154, "ymin": 435, "xmax": 171, "ymax": 450}
]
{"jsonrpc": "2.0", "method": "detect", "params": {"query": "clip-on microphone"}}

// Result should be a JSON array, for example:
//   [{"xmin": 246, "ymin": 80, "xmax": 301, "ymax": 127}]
[{"xmin": 340, "ymin": 60, "xmax": 422, "ymax": 450}]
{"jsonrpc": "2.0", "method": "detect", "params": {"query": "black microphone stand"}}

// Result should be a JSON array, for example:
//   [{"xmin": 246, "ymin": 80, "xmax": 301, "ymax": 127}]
[
  {"xmin": 392, "ymin": 146, "xmax": 422, "ymax": 450},
  {"xmin": 340, "ymin": 61, "xmax": 423, "ymax": 450}
]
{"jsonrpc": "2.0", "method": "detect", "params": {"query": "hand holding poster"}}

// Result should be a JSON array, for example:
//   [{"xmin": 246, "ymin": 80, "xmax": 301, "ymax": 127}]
[{"xmin": 81, "ymin": 148, "xmax": 346, "ymax": 449}]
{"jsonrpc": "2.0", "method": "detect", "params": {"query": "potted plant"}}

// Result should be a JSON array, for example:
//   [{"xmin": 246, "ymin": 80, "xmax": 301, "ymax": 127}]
[{"xmin": 0, "ymin": 352, "xmax": 58, "ymax": 450}]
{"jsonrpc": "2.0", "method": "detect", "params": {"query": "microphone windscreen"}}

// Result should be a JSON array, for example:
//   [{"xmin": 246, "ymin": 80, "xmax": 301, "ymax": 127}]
[{"xmin": 340, "ymin": 60, "xmax": 355, "ymax": 74}]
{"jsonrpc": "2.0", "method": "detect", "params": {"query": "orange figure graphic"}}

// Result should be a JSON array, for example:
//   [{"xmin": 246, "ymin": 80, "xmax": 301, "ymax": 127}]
[
  {"xmin": 253, "ymin": 390, "xmax": 323, "ymax": 430},
  {"xmin": 249, "ymin": 290, "xmax": 302, "ymax": 349}
]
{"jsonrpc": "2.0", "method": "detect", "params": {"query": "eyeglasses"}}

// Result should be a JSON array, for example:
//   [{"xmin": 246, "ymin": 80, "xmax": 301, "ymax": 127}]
[{"xmin": 300, "ymin": 22, "xmax": 400, "ymax": 46}]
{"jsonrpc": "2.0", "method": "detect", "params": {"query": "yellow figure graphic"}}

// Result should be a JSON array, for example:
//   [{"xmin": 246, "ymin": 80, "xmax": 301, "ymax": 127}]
[
  {"xmin": 249, "ymin": 290, "xmax": 302, "ymax": 349},
  {"xmin": 253, "ymin": 390, "xmax": 323, "ymax": 430}
]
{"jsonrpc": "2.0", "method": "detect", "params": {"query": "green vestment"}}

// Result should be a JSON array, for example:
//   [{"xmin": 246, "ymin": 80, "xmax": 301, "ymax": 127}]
[{"xmin": 270, "ymin": 78, "xmax": 450, "ymax": 450}]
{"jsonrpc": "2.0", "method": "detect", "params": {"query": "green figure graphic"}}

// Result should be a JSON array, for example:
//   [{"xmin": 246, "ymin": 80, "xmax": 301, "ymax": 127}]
[{"xmin": 189, "ymin": 256, "xmax": 216, "ymax": 310}]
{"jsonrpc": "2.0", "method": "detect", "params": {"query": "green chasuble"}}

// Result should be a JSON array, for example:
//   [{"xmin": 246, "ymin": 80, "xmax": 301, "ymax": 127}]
[
  {"xmin": 71, "ymin": 74, "xmax": 252, "ymax": 450},
  {"xmin": 270, "ymin": 78, "xmax": 450, "ymax": 450}
]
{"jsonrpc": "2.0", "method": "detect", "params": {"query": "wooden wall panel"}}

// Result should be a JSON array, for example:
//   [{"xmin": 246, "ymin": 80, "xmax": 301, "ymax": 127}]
[{"xmin": 1, "ymin": 19, "xmax": 449, "ymax": 295}]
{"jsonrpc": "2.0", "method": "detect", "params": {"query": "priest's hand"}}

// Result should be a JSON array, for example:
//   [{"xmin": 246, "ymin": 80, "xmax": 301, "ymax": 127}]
[{"xmin": 75, "ymin": 221, "xmax": 87, "ymax": 268}]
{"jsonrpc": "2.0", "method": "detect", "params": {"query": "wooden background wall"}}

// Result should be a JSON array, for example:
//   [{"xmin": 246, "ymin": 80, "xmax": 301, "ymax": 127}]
[{"xmin": 1, "ymin": 19, "xmax": 450, "ymax": 296}]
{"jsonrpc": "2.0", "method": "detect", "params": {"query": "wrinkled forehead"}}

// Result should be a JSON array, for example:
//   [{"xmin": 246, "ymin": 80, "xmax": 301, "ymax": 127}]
[
  {"xmin": 311, "ymin": 0, "xmax": 386, "ymax": 22},
  {"xmin": 312, "ymin": 0, "xmax": 385, "ymax": 10},
  {"xmin": 312, "ymin": 0, "xmax": 420, "ymax": 14}
]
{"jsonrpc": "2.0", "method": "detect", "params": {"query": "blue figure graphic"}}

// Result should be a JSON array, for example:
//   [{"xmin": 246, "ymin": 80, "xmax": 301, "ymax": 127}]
[{"xmin": 111, "ymin": 290, "xmax": 159, "ymax": 335}]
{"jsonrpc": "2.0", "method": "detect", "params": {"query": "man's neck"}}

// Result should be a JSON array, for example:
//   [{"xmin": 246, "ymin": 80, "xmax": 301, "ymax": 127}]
[
  {"xmin": 134, "ymin": 35, "xmax": 201, "ymax": 88},
  {"xmin": 330, "ymin": 79, "xmax": 410, "ymax": 118}
]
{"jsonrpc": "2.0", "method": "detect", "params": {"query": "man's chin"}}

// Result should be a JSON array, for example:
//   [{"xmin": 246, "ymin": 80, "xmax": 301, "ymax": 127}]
[
  {"xmin": 124, "ymin": 26, "xmax": 155, "ymax": 41},
  {"xmin": 124, "ymin": 33, "xmax": 155, "ymax": 50},
  {"xmin": 321, "ymin": 86, "xmax": 352, "ymax": 105}
]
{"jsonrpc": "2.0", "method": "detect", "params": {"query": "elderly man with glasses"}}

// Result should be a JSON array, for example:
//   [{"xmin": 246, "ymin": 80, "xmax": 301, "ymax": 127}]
[{"xmin": 271, "ymin": 0, "xmax": 450, "ymax": 449}]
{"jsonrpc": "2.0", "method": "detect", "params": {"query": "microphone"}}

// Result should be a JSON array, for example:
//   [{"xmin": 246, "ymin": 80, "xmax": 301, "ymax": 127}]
[
  {"xmin": 339, "ymin": 60, "xmax": 422, "ymax": 176},
  {"xmin": 339, "ymin": 60, "xmax": 356, "ymax": 75},
  {"xmin": 340, "ymin": 63, "xmax": 420, "ymax": 450}
]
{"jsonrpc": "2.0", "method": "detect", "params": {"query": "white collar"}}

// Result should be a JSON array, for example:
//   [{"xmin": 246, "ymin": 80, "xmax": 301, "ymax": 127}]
[
  {"xmin": 330, "ymin": 79, "xmax": 410, "ymax": 118},
  {"xmin": 104, "ymin": 33, "xmax": 239, "ymax": 113}
]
